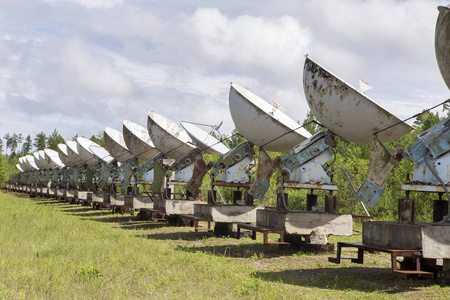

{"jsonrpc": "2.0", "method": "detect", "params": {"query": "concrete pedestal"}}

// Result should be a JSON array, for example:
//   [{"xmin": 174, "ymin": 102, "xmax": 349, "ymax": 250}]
[
  {"xmin": 154, "ymin": 198, "xmax": 204, "ymax": 215},
  {"xmin": 133, "ymin": 195, "xmax": 154, "ymax": 210},
  {"xmin": 193, "ymin": 204, "xmax": 262, "ymax": 223},
  {"xmin": 363, "ymin": 221, "xmax": 450, "ymax": 259},
  {"xmin": 256, "ymin": 209, "xmax": 353, "ymax": 237}
]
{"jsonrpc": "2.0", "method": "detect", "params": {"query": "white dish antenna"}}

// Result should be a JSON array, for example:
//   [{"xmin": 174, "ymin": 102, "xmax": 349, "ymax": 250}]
[
  {"xmin": 303, "ymin": 57, "xmax": 413, "ymax": 144},
  {"xmin": 25, "ymin": 155, "xmax": 39, "ymax": 171},
  {"xmin": 180, "ymin": 122, "xmax": 229, "ymax": 155},
  {"xmin": 33, "ymin": 150, "xmax": 48, "ymax": 170},
  {"xmin": 104, "ymin": 127, "xmax": 135, "ymax": 163},
  {"xmin": 57, "ymin": 144, "xmax": 73, "ymax": 167},
  {"xmin": 44, "ymin": 148, "xmax": 65, "ymax": 169},
  {"xmin": 18, "ymin": 157, "xmax": 27, "ymax": 171},
  {"xmin": 123, "ymin": 120, "xmax": 160, "ymax": 163},
  {"xmin": 89, "ymin": 145, "xmax": 114, "ymax": 164},
  {"xmin": 16, "ymin": 164, "xmax": 23, "ymax": 172},
  {"xmin": 435, "ymin": 5, "xmax": 450, "ymax": 90},
  {"xmin": 76, "ymin": 137, "xmax": 105, "ymax": 166},
  {"xmin": 229, "ymin": 83, "xmax": 312, "ymax": 152},
  {"xmin": 147, "ymin": 111, "xmax": 197, "ymax": 160},
  {"xmin": 66, "ymin": 140, "xmax": 85, "ymax": 167}
]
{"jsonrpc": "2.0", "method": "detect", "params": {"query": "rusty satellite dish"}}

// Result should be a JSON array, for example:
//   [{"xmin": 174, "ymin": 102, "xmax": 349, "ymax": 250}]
[
  {"xmin": 435, "ymin": 5, "xmax": 450, "ymax": 90},
  {"xmin": 147, "ymin": 111, "xmax": 196, "ymax": 160},
  {"xmin": 44, "ymin": 149, "xmax": 65, "ymax": 169},
  {"xmin": 76, "ymin": 137, "xmax": 104, "ymax": 166},
  {"xmin": 180, "ymin": 122, "xmax": 229, "ymax": 155},
  {"xmin": 123, "ymin": 120, "xmax": 160, "ymax": 163},
  {"xmin": 303, "ymin": 57, "xmax": 413, "ymax": 144},
  {"xmin": 104, "ymin": 127, "xmax": 135, "ymax": 163},
  {"xmin": 229, "ymin": 83, "xmax": 312, "ymax": 152},
  {"xmin": 66, "ymin": 140, "xmax": 84, "ymax": 167}
]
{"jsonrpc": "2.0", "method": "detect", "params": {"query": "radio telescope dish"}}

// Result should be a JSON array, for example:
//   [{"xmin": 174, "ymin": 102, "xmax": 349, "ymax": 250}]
[
  {"xmin": 33, "ymin": 151, "xmax": 48, "ymax": 170},
  {"xmin": 89, "ymin": 145, "xmax": 114, "ymax": 164},
  {"xmin": 76, "ymin": 137, "xmax": 105, "ymax": 166},
  {"xmin": 303, "ymin": 57, "xmax": 413, "ymax": 144},
  {"xmin": 58, "ymin": 144, "xmax": 73, "ymax": 167},
  {"xmin": 66, "ymin": 140, "xmax": 84, "ymax": 167},
  {"xmin": 25, "ymin": 155, "xmax": 39, "ymax": 171},
  {"xmin": 44, "ymin": 149, "xmax": 65, "ymax": 169},
  {"xmin": 18, "ymin": 157, "xmax": 27, "ymax": 171},
  {"xmin": 147, "ymin": 111, "xmax": 196, "ymax": 160},
  {"xmin": 16, "ymin": 164, "xmax": 23, "ymax": 172},
  {"xmin": 229, "ymin": 83, "xmax": 312, "ymax": 152},
  {"xmin": 104, "ymin": 127, "xmax": 135, "ymax": 163},
  {"xmin": 436, "ymin": 6, "xmax": 450, "ymax": 90},
  {"xmin": 180, "ymin": 122, "xmax": 228, "ymax": 155},
  {"xmin": 123, "ymin": 120, "xmax": 160, "ymax": 163}
]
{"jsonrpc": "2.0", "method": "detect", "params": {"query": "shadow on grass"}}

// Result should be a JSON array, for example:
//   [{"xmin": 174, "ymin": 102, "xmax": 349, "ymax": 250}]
[
  {"xmin": 256, "ymin": 266, "xmax": 436, "ymax": 293},
  {"xmin": 175, "ymin": 243, "xmax": 294, "ymax": 258},
  {"xmin": 139, "ymin": 231, "xmax": 213, "ymax": 242}
]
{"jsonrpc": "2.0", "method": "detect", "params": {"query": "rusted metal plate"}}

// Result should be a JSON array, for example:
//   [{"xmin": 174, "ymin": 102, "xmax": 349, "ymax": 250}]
[
  {"xmin": 399, "ymin": 183, "xmax": 450, "ymax": 193},
  {"xmin": 147, "ymin": 111, "xmax": 196, "ymax": 160},
  {"xmin": 123, "ymin": 120, "xmax": 160, "ymax": 163},
  {"xmin": 303, "ymin": 57, "xmax": 413, "ymax": 144},
  {"xmin": 229, "ymin": 83, "xmax": 311, "ymax": 152},
  {"xmin": 180, "ymin": 122, "xmax": 228, "ymax": 155},
  {"xmin": 104, "ymin": 127, "xmax": 135, "ymax": 163},
  {"xmin": 436, "ymin": 6, "xmax": 450, "ymax": 90},
  {"xmin": 282, "ymin": 182, "xmax": 338, "ymax": 191}
]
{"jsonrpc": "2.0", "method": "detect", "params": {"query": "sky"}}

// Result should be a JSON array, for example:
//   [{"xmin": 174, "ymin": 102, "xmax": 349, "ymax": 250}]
[{"xmin": 0, "ymin": 0, "xmax": 449, "ymax": 153}]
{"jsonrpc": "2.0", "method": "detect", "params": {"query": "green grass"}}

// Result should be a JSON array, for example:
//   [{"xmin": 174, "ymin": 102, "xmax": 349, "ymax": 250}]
[{"xmin": 0, "ymin": 191, "xmax": 449, "ymax": 299}]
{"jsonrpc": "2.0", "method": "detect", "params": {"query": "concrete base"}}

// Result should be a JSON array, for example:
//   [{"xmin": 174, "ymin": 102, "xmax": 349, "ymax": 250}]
[
  {"xmin": 110, "ymin": 194, "xmax": 133, "ymax": 206},
  {"xmin": 92, "ymin": 192, "xmax": 104, "ymax": 202},
  {"xmin": 256, "ymin": 209, "xmax": 353, "ymax": 237},
  {"xmin": 48, "ymin": 187, "xmax": 57, "ymax": 196},
  {"xmin": 57, "ymin": 188, "xmax": 66, "ymax": 198},
  {"xmin": 154, "ymin": 198, "xmax": 204, "ymax": 215},
  {"xmin": 133, "ymin": 195, "xmax": 154, "ymax": 210},
  {"xmin": 193, "ymin": 204, "xmax": 263, "ymax": 223},
  {"xmin": 363, "ymin": 221, "xmax": 450, "ymax": 259},
  {"xmin": 74, "ymin": 191, "xmax": 92, "ymax": 201},
  {"xmin": 66, "ymin": 189, "xmax": 75, "ymax": 198}
]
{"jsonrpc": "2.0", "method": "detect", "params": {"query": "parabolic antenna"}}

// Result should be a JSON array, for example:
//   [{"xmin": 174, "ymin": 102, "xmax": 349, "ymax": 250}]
[
  {"xmin": 18, "ymin": 157, "xmax": 27, "ymax": 171},
  {"xmin": 147, "ymin": 111, "xmax": 196, "ymax": 160},
  {"xmin": 123, "ymin": 120, "xmax": 160, "ymax": 163},
  {"xmin": 229, "ymin": 83, "xmax": 312, "ymax": 152},
  {"xmin": 76, "ymin": 137, "xmax": 104, "ymax": 166},
  {"xmin": 25, "ymin": 155, "xmax": 39, "ymax": 171},
  {"xmin": 44, "ymin": 149, "xmax": 65, "ymax": 169},
  {"xmin": 66, "ymin": 140, "xmax": 84, "ymax": 167},
  {"xmin": 435, "ymin": 5, "xmax": 450, "ymax": 90},
  {"xmin": 89, "ymin": 145, "xmax": 114, "ymax": 164},
  {"xmin": 180, "ymin": 122, "xmax": 229, "ymax": 155},
  {"xmin": 303, "ymin": 57, "xmax": 413, "ymax": 144},
  {"xmin": 104, "ymin": 127, "xmax": 135, "ymax": 163},
  {"xmin": 16, "ymin": 164, "xmax": 23, "ymax": 172},
  {"xmin": 57, "ymin": 144, "xmax": 73, "ymax": 167},
  {"xmin": 33, "ymin": 151, "xmax": 48, "ymax": 170}
]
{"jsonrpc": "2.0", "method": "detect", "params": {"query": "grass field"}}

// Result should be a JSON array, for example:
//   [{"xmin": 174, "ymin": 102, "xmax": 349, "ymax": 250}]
[{"xmin": 0, "ymin": 191, "xmax": 448, "ymax": 299}]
